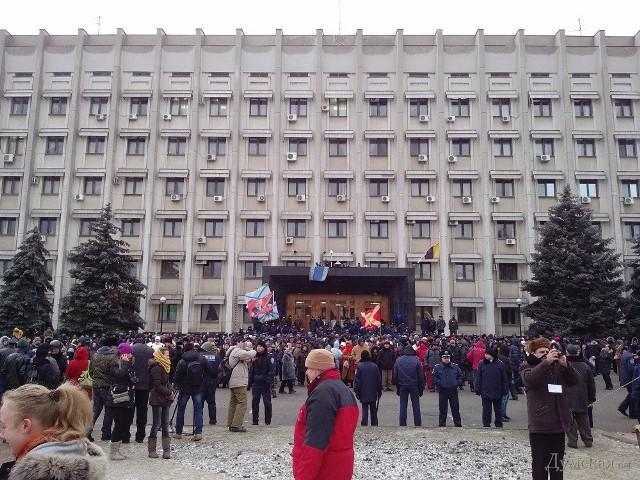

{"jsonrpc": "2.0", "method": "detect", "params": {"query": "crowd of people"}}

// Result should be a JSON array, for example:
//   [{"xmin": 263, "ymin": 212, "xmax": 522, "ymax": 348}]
[{"xmin": 0, "ymin": 323, "xmax": 638, "ymax": 480}]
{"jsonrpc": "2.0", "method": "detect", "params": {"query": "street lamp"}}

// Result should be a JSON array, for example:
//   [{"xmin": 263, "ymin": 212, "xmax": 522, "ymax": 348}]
[
  {"xmin": 159, "ymin": 296, "xmax": 167, "ymax": 334},
  {"xmin": 516, "ymin": 298, "xmax": 523, "ymax": 337}
]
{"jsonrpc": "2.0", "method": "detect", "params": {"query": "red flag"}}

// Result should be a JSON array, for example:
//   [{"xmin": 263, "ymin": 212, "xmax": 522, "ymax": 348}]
[{"xmin": 360, "ymin": 304, "xmax": 382, "ymax": 330}]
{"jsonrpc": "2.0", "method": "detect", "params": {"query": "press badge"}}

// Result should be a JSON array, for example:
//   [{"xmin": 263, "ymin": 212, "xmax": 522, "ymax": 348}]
[{"xmin": 548, "ymin": 384, "xmax": 563, "ymax": 394}]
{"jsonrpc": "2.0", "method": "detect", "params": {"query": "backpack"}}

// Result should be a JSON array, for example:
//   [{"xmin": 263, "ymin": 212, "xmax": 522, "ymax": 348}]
[
  {"xmin": 218, "ymin": 349, "xmax": 238, "ymax": 382},
  {"xmin": 185, "ymin": 360, "xmax": 204, "ymax": 387}
]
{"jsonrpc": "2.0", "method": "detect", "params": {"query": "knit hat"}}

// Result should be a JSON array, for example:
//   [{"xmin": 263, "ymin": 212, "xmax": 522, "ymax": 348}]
[
  {"xmin": 117, "ymin": 343, "xmax": 133, "ymax": 355},
  {"xmin": 305, "ymin": 349, "xmax": 336, "ymax": 371},
  {"xmin": 485, "ymin": 346, "xmax": 499, "ymax": 359},
  {"xmin": 527, "ymin": 337, "xmax": 551, "ymax": 354},
  {"xmin": 201, "ymin": 341, "xmax": 217, "ymax": 353},
  {"xmin": 566, "ymin": 344, "xmax": 580, "ymax": 357}
]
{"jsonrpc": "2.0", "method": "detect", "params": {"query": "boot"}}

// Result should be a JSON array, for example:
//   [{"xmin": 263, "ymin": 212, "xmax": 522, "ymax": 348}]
[
  {"xmin": 147, "ymin": 437, "xmax": 159, "ymax": 459},
  {"xmin": 109, "ymin": 442, "xmax": 127, "ymax": 461},
  {"xmin": 161, "ymin": 437, "xmax": 171, "ymax": 459}
]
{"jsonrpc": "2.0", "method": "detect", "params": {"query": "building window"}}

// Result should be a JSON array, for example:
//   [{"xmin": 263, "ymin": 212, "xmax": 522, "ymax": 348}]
[
  {"xmin": 451, "ymin": 139, "xmax": 471, "ymax": 157},
  {"xmin": 369, "ymin": 220, "xmax": 388, "ymax": 239},
  {"xmin": 248, "ymin": 138, "xmax": 267, "ymax": 156},
  {"xmin": 450, "ymin": 99, "xmax": 470, "ymax": 117},
  {"xmin": 454, "ymin": 221, "xmax": 474, "ymax": 239},
  {"xmin": 244, "ymin": 261, "xmax": 263, "ymax": 279},
  {"xmin": 130, "ymin": 97, "xmax": 148, "ymax": 116},
  {"xmin": 169, "ymin": 97, "xmax": 189, "ymax": 116},
  {"xmin": 163, "ymin": 219, "xmax": 183, "ymax": 237},
  {"xmin": 45, "ymin": 137, "xmax": 64, "ymax": 155},
  {"xmin": 329, "ymin": 139, "xmax": 348, "ymax": 157},
  {"xmin": 89, "ymin": 97, "xmax": 108, "ymax": 116},
  {"xmin": 369, "ymin": 261, "xmax": 391, "ymax": 269},
  {"xmin": 83, "ymin": 177, "xmax": 103, "ymax": 195},
  {"xmin": 534, "ymin": 139, "xmax": 555, "ymax": 157},
  {"xmin": 38, "ymin": 218, "xmax": 58, "ymax": 236},
  {"xmin": 455, "ymin": 263, "xmax": 475, "ymax": 281},
  {"xmin": 158, "ymin": 304, "xmax": 178, "ymax": 323},
  {"xmin": 369, "ymin": 98, "xmax": 388, "ymax": 117},
  {"xmin": 249, "ymin": 98, "xmax": 268, "ymax": 117},
  {"xmin": 209, "ymin": 98, "xmax": 228, "ymax": 117},
  {"xmin": 491, "ymin": 98, "xmax": 511, "ymax": 117},
  {"xmin": 247, "ymin": 178, "xmax": 266, "ymax": 197},
  {"xmin": 126, "ymin": 137, "xmax": 146, "ymax": 155},
  {"xmin": 412, "ymin": 221, "xmax": 430, "ymax": 239},
  {"xmin": 10, "ymin": 97, "xmax": 29, "ymax": 115},
  {"xmin": 328, "ymin": 220, "xmax": 347, "ymax": 238},
  {"xmin": 369, "ymin": 139, "xmax": 388, "ymax": 157},
  {"xmin": 2, "ymin": 177, "xmax": 21, "ymax": 196},
  {"xmin": 287, "ymin": 220, "xmax": 306, "ymax": 238},
  {"xmin": 289, "ymin": 98, "xmax": 307, "ymax": 117},
  {"xmin": 413, "ymin": 262, "xmax": 432, "ymax": 280},
  {"xmin": 501, "ymin": 307, "xmax": 518, "ymax": 325},
  {"xmin": 579, "ymin": 180, "xmax": 598, "ymax": 198},
  {"xmin": 619, "ymin": 139, "xmax": 637, "ymax": 158},
  {"xmin": 86, "ymin": 136, "xmax": 106, "ymax": 154},
  {"xmin": 409, "ymin": 99, "xmax": 428, "ymax": 117},
  {"xmin": 4, "ymin": 137, "xmax": 24, "ymax": 155},
  {"xmin": 167, "ymin": 137, "xmax": 187, "ymax": 156},
  {"xmin": 124, "ymin": 177, "xmax": 143, "ymax": 195},
  {"xmin": 208, "ymin": 137, "xmax": 226, "ymax": 156},
  {"xmin": 42, "ymin": 177, "xmax": 61, "ymax": 195},
  {"xmin": 328, "ymin": 179, "xmax": 347, "ymax": 197},
  {"xmin": 495, "ymin": 180, "xmax": 514, "ymax": 197},
  {"xmin": 202, "ymin": 260, "xmax": 222, "ymax": 279},
  {"xmin": 329, "ymin": 98, "xmax": 347, "ymax": 117},
  {"xmin": 285, "ymin": 261, "xmax": 307, "ymax": 267},
  {"xmin": 79, "ymin": 219, "xmax": 93, "ymax": 237},
  {"xmin": 201, "ymin": 304, "xmax": 220, "ymax": 322},
  {"xmin": 573, "ymin": 99, "xmax": 592, "ymax": 117},
  {"xmin": 160, "ymin": 260, "xmax": 180, "ymax": 279},
  {"xmin": 121, "ymin": 219, "xmax": 141, "ymax": 237},
  {"xmin": 287, "ymin": 179, "xmax": 306, "ymax": 197},
  {"xmin": 537, "ymin": 180, "xmax": 556, "ymax": 197},
  {"xmin": 165, "ymin": 178, "xmax": 184, "ymax": 196},
  {"xmin": 410, "ymin": 179, "xmax": 429, "ymax": 197},
  {"xmin": 452, "ymin": 179, "xmax": 472, "ymax": 197},
  {"xmin": 288, "ymin": 138, "xmax": 307, "ymax": 156},
  {"xmin": 457, "ymin": 307, "xmax": 477, "ymax": 324},
  {"xmin": 206, "ymin": 178, "xmax": 225, "ymax": 197},
  {"xmin": 204, "ymin": 219, "xmax": 223, "ymax": 237},
  {"xmin": 576, "ymin": 139, "xmax": 596, "ymax": 157},
  {"xmin": 624, "ymin": 222, "xmax": 640, "ymax": 240},
  {"xmin": 409, "ymin": 139, "xmax": 429, "ymax": 157},
  {"xmin": 532, "ymin": 98, "xmax": 552, "ymax": 117},
  {"xmin": 368, "ymin": 179, "xmax": 389, "ymax": 197},
  {"xmin": 0, "ymin": 218, "xmax": 17, "ymax": 236},
  {"xmin": 492, "ymin": 139, "xmax": 513, "ymax": 157},
  {"xmin": 614, "ymin": 99, "xmax": 633, "ymax": 118},
  {"xmin": 50, "ymin": 97, "xmax": 67, "ymax": 116},
  {"xmin": 498, "ymin": 263, "xmax": 518, "ymax": 281},
  {"xmin": 621, "ymin": 180, "xmax": 639, "ymax": 198},
  {"xmin": 246, "ymin": 220, "xmax": 265, "ymax": 237},
  {"xmin": 496, "ymin": 221, "xmax": 516, "ymax": 240}
]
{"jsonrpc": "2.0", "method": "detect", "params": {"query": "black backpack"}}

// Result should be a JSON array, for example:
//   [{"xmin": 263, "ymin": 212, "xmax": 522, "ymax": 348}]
[
  {"xmin": 218, "ymin": 350, "xmax": 238, "ymax": 383},
  {"xmin": 185, "ymin": 360, "xmax": 204, "ymax": 387}
]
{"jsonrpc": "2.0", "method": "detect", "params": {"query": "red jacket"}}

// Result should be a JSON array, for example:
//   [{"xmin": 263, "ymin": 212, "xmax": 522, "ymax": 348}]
[
  {"xmin": 65, "ymin": 346, "xmax": 89, "ymax": 384},
  {"xmin": 292, "ymin": 368, "xmax": 359, "ymax": 480},
  {"xmin": 466, "ymin": 341, "xmax": 486, "ymax": 370}
]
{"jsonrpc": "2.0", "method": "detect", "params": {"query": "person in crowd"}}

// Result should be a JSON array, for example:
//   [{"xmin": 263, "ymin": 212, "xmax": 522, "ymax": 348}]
[
  {"xmin": 466, "ymin": 338, "xmax": 486, "ymax": 393},
  {"xmin": 0, "ymin": 383, "xmax": 106, "ymax": 480},
  {"xmin": 448, "ymin": 316, "xmax": 458, "ymax": 336},
  {"xmin": 173, "ymin": 342, "xmax": 206, "ymax": 441},
  {"xmin": 353, "ymin": 350, "xmax": 382, "ymax": 426},
  {"xmin": 475, "ymin": 346, "xmax": 509, "ymax": 428},
  {"xmin": 376, "ymin": 340, "xmax": 396, "ymax": 391},
  {"xmin": 0, "ymin": 337, "xmax": 17, "ymax": 397},
  {"xmin": 497, "ymin": 345, "xmax": 514, "ymax": 421},
  {"xmin": 64, "ymin": 346, "xmax": 89, "ymax": 385},
  {"xmin": 267, "ymin": 343, "xmax": 279, "ymax": 398},
  {"xmin": 393, "ymin": 343, "xmax": 424, "ymax": 427},
  {"xmin": 48, "ymin": 340, "xmax": 67, "ymax": 385},
  {"xmin": 425, "ymin": 341, "xmax": 441, "ymax": 392},
  {"xmin": 630, "ymin": 352, "xmax": 640, "ymax": 421},
  {"xmin": 201, "ymin": 341, "xmax": 221, "ymax": 425},
  {"xmin": 522, "ymin": 337, "xmax": 578, "ymax": 480},
  {"xmin": 595, "ymin": 342, "xmax": 614, "ymax": 390},
  {"xmin": 87, "ymin": 336, "xmax": 118, "ymax": 442},
  {"xmin": 108, "ymin": 343, "xmax": 136, "ymax": 461},
  {"xmin": 292, "ymin": 349, "xmax": 358, "ymax": 480},
  {"xmin": 565, "ymin": 344, "xmax": 596, "ymax": 448},
  {"xmin": 433, "ymin": 351, "xmax": 463, "ymax": 427},
  {"xmin": 279, "ymin": 346, "xmax": 297, "ymax": 394},
  {"xmin": 28, "ymin": 343, "xmax": 60, "ymax": 390},
  {"xmin": 2, "ymin": 339, "xmax": 31, "ymax": 391},
  {"xmin": 509, "ymin": 338, "xmax": 525, "ymax": 397},
  {"xmin": 618, "ymin": 343, "xmax": 635, "ymax": 417},
  {"xmin": 226, "ymin": 340, "xmax": 257, "ymax": 433},
  {"xmin": 249, "ymin": 341, "xmax": 274, "ymax": 425},
  {"xmin": 132, "ymin": 336, "xmax": 154, "ymax": 443},
  {"xmin": 436, "ymin": 317, "xmax": 446, "ymax": 336},
  {"xmin": 147, "ymin": 346, "xmax": 173, "ymax": 459}
]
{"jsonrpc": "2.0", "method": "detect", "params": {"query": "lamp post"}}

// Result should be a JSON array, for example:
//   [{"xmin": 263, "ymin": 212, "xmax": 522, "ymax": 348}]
[
  {"xmin": 516, "ymin": 298, "xmax": 523, "ymax": 337},
  {"xmin": 159, "ymin": 296, "xmax": 166, "ymax": 334}
]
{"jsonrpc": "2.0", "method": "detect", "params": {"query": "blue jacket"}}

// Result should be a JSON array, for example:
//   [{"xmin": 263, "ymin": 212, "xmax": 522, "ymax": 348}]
[
  {"xmin": 475, "ymin": 358, "xmax": 509, "ymax": 400},
  {"xmin": 433, "ymin": 362, "xmax": 463, "ymax": 390},
  {"xmin": 393, "ymin": 347, "xmax": 424, "ymax": 391},
  {"xmin": 619, "ymin": 350, "xmax": 635, "ymax": 385},
  {"xmin": 354, "ymin": 360, "xmax": 382, "ymax": 403},
  {"xmin": 509, "ymin": 343, "xmax": 523, "ymax": 371},
  {"xmin": 631, "ymin": 363, "xmax": 640, "ymax": 400}
]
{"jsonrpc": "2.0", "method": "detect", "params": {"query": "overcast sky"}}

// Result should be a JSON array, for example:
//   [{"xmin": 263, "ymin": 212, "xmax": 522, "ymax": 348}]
[{"xmin": 1, "ymin": 0, "xmax": 639, "ymax": 36}]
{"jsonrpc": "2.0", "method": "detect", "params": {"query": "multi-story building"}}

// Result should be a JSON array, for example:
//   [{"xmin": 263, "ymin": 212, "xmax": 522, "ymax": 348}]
[{"xmin": 0, "ymin": 27, "xmax": 639, "ymax": 334}]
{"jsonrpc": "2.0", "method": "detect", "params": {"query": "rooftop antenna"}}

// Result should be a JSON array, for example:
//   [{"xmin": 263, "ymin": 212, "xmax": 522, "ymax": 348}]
[
  {"xmin": 338, "ymin": 0, "xmax": 342, "ymax": 35},
  {"xmin": 96, "ymin": 16, "xmax": 102, "ymax": 35},
  {"xmin": 577, "ymin": 17, "xmax": 582, "ymax": 35}
]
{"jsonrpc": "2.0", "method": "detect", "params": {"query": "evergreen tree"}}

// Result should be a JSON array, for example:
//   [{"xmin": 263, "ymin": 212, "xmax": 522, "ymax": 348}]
[
  {"xmin": 0, "ymin": 228, "xmax": 53, "ymax": 335},
  {"xmin": 623, "ymin": 236, "xmax": 640, "ymax": 336},
  {"xmin": 59, "ymin": 204, "xmax": 145, "ymax": 335},
  {"xmin": 522, "ymin": 186, "xmax": 624, "ymax": 336}
]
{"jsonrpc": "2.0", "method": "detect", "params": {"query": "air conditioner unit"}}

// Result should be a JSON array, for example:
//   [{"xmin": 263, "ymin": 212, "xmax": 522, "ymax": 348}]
[
  {"xmin": 74, "ymin": 193, "xmax": 84, "ymax": 201},
  {"xmin": 490, "ymin": 196, "xmax": 500, "ymax": 204},
  {"xmin": 447, "ymin": 115, "xmax": 456, "ymax": 123},
  {"xmin": 447, "ymin": 155, "xmax": 457, "ymax": 163},
  {"xmin": 257, "ymin": 194, "xmax": 266, "ymax": 202},
  {"xmin": 40, "ymin": 235, "xmax": 47, "ymax": 242},
  {"xmin": 580, "ymin": 196, "xmax": 592, "ymax": 204},
  {"xmin": 381, "ymin": 195, "xmax": 391, "ymax": 203},
  {"xmin": 417, "ymin": 154, "xmax": 428, "ymax": 163},
  {"xmin": 112, "ymin": 177, "xmax": 120, "ymax": 186},
  {"xmin": 448, "ymin": 219, "xmax": 459, "ymax": 226},
  {"xmin": 501, "ymin": 115, "xmax": 511, "ymax": 123},
  {"xmin": 162, "ymin": 113, "xmax": 172, "ymax": 121},
  {"xmin": 296, "ymin": 194, "xmax": 306, "ymax": 202},
  {"xmin": 539, "ymin": 154, "xmax": 551, "ymax": 162},
  {"xmin": 336, "ymin": 194, "xmax": 346, "ymax": 202},
  {"xmin": 419, "ymin": 114, "xmax": 430, "ymax": 123},
  {"xmin": 96, "ymin": 113, "xmax": 107, "ymax": 121},
  {"xmin": 3, "ymin": 153, "xmax": 15, "ymax": 163},
  {"xmin": 285, "ymin": 236, "xmax": 294, "ymax": 245},
  {"xmin": 462, "ymin": 196, "xmax": 473, "ymax": 204},
  {"xmin": 128, "ymin": 113, "xmax": 138, "ymax": 121},
  {"xmin": 197, "ymin": 236, "xmax": 207, "ymax": 245},
  {"xmin": 170, "ymin": 193, "xmax": 182, "ymax": 201},
  {"xmin": 321, "ymin": 105, "xmax": 329, "ymax": 112},
  {"xmin": 505, "ymin": 238, "xmax": 517, "ymax": 245},
  {"xmin": 425, "ymin": 195, "xmax": 436, "ymax": 203},
  {"xmin": 287, "ymin": 113, "xmax": 298, "ymax": 122},
  {"xmin": 287, "ymin": 152, "xmax": 297, "ymax": 162},
  {"xmin": 195, "ymin": 259, "xmax": 208, "ymax": 265},
  {"xmin": 31, "ymin": 176, "xmax": 39, "ymax": 185},
  {"xmin": 623, "ymin": 197, "xmax": 635, "ymax": 206},
  {"xmin": 406, "ymin": 219, "xmax": 416, "ymax": 225},
  {"xmin": 206, "ymin": 154, "xmax": 217, "ymax": 162},
  {"xmin": 212, "ymin": 195, "xmax": 224, "ymax": 203}
]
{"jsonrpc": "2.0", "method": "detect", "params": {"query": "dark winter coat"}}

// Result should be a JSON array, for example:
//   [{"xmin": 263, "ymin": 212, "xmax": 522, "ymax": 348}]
[
  {"xmin": 108, "ymin": 359, "xmax": 135, "ymax": 409},
  {"xmin": 376, "ymin": 347, "xmax": 396, "ymax": 370},
  {"xmin": 30, "ymin": 355, "xmax": 60, "ymax": 390},
  {"xmin": 392, "ymin": 347, "xmax": 424, "ymax": 392},
  {"xmin": 88, "ymin": 346, "xmax": 118, "ymax": 389},
  {"xmin": 50, "ymin": 353, "xmax": 68, "ymax": 383},
  {"xmin": 619, "ymin": 350, "xmax": 634, "ymax": 384},
  {"xmin": 509, "ymin": 341, "xmax": 524, "ymax": 371},
  {"xmin": 132, "ymin": 342, "xmax": 154, "ymax": 390},
  {"xmin": 202, "ymin": 351, "xmax": 221, "ymax": 388},
  {"xmin": 281, "ymin": 351, "xmax": 296, "ymax": 381},
  {"xmin": 148, "ymin": 360, "xmax": 173, "ymax": 407},
  {"xmin": 174, "ymin": 350, "xmax": 207, "ymax": 394},
  {"xmin": 595, "ymin": 347, "xmax": 613, "ymax": 373},
  {"xmin": 475, "ymin": 359, "xmax": 509, "ymax": 400},
  {"xmin": 2, "ymin": 351, "xmax": 30, "ymax": 390},
  {"xmin": 353, "ymin": 360, "xmax": 382, "ymax": 403},
  {"xmin": 425, "ymin": 347, "xmax": 441, "ymax": 368},
  {"xmin": 249, "ymin": 351, "xmax": 274, "ymax": 387},
  {"xmin": 566, "ymin": 357, "xmax": 596, "ymax": 413},
  {"xmin": 433, "ymin": 362, "xmax": 463, "ymax": 390},
  {"xmin": 631, "ymin": 363, "xmax": 640, "ymax": 400}
]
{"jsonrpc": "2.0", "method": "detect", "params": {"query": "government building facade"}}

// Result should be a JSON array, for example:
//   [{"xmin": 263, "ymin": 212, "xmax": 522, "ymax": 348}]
[{"xmin": 0, "ymin": 28, "xmax": 639, "ymax": 334}]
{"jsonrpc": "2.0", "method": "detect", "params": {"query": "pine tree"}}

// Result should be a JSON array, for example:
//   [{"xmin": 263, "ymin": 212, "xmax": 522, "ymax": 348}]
[
  {"xmin": 59, "ymin": 204, "xmax": 146, "ymax": 335},
  {"xmin": 623, "ymin": 236, "xmax": 640, "ymax": 336},
  {"xmin": 0, "ymin": 228, "xmax": 53, "ymax": 335},
  {"xmin": 522, "ymin": 186, "xmax": 625, "ymax": 336}
]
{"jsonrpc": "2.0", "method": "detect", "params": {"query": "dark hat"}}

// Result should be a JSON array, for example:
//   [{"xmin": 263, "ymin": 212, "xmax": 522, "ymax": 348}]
[
  {"xmin": 360, "ymin": 350, "xmax": 371, "ymax": 362},
  {"xmin": 485, "ymin": 346, "xmax": 499, "ymax": 358},
  {"xmin": 441, "ymin": 351, "xmax": 451, "ymax": 358},
  {"xmin": 566, "ymin": 344, "xmax": 580, "ymax": 357}
]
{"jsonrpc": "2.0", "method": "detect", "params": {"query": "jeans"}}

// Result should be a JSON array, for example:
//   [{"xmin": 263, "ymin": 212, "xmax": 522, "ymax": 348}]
[
  {"xmin": 91, "ymin": 387, "xmax": 113, "ymax": 440},
  {"xmin": 599, "ymin": 369, "xmax": 613, "ymax": 389},
  {"xmin": 251, "ymin": 384, "xmax": 272, "ymax": 425},
  {"xmin": 203, "ymin": 383, "xmax": 217, "ymax": 424},
  {"xmin": 227, "ymin": 386, "xmax": 248, "ymax": 428},
  {"xmin": 438, "ymin": 387, "xmax": 461, "ymax": 426},
  {"xmin": 501, "ymin": 393, "xmax": 510, "ymax": 419},
  {"xmin": 529, "ymin": 432, "xmax": 565, "ymax": 480},
  {"xmin": 134, "ymin": 389, "xmax": 150, "ymax": 442},
  {"xmin": 149, "ymin": 405, "xmax": 170, "ymax": 439},
  {"xmin": 382, "ymin": 369, "xmax": 393, "ymax": 390},
  {"xmin": 398, "ymin": 386, "xmax": 421, "ymax": 427},
  {"xmin": 111, "ymin": 406, "xmax": 134, "ymax": 443},
  {"xmin": 361, "ymin": 401, "xmax": 378, "ymax": 426},
  {"xmin": 481, "ymin": 396, "xmax": 503, "ymax": 427},
  {"xmin": 175, "ymin": 391, "xmax": 204, "ymax": 435}
]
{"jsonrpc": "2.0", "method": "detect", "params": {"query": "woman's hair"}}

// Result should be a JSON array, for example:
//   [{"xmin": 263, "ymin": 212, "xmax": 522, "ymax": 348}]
[{"xmin": 2, "ymin": 382, "xmax": 92, "ymax": 441}]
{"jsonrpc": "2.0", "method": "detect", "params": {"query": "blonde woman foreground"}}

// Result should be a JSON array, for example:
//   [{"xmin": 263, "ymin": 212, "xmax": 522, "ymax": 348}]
[{"xmin": 0, "ymin": 382, "xmax": 106, "ymax": 480}]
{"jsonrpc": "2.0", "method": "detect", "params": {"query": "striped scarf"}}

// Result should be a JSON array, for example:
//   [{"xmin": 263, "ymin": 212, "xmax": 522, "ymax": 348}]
[{"xmin": 154, "ymin": 349, "xmax": 171, "ymax": 374}]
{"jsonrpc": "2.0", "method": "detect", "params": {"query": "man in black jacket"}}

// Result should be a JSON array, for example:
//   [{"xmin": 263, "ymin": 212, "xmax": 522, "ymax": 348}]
[
  {"xmin": 249, "ymin": 341, "xmax": 274, "ymax": 425},
  {"xmin": 354, "ymin": 350, "xmax": 382, "ymax": 426},
  {"xmin": 174, "ymin": 343, "xmax": 207, "ymax": 441},
  {"xmin": 2, "ymin": 339, "xmax": 32, "ymax": 391},
  {"xmin": 565, "ymin": 344, "xmax": 596, "ymax": 448},
  {"xmin": 393, "ymin": 344, "xmax": 425, "ymax": 427},
  {"xmin": 201, "ymin": 340, "xmax": 221, "ymax": 425},
  {"xmin": 475, "ymin": 346, "xmax": 509, "ymax": 428},
  {"xmin": 433, "ymin": 351, "xmax": 463, "ymax": 427},
  {"xmin": 376, "ymin": 341, "xmax": 396, "ymax": 391},
  {"xmin": 132, "ymin": 337, "xmax": 154, "ymax": 443}
]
